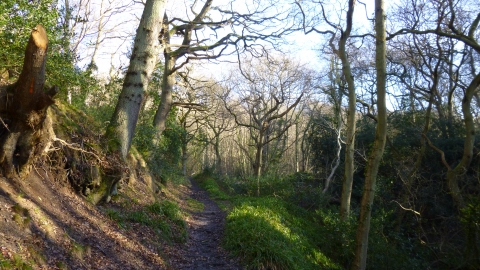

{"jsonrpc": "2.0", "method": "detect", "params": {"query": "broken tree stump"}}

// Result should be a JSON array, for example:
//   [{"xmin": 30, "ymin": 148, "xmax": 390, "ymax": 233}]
[{"xmin": 0, "ymin": 24, "xmax": 57, "ymax": 178}]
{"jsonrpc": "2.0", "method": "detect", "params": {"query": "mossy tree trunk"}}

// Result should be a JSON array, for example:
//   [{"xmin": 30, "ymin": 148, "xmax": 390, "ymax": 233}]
[{"xmin": 0, "ymin": 25, "xmax": 57, "ymax": 179}]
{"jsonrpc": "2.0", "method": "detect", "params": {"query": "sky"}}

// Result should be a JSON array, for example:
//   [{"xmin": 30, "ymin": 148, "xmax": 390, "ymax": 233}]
[{"xmin": 72, "ymin": 0, "xmax": 395, "ymax": 84}]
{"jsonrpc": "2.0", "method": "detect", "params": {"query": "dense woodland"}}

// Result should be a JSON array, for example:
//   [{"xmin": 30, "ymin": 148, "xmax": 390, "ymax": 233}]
[{"xmin": 0, "ymin": 0, "xmax": 479, "ymax": 269}]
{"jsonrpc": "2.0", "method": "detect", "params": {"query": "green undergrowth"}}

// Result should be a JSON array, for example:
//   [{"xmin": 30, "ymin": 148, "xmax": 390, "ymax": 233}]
[
  {"xmin": 0, "ymin": 253, "xmax": 34, "ymax": 270},
  {"xmin": 193, "ymin": 171, "xmax": 430, "ymax": 269},
  {"xmin": 104, "ymin": 199, "xmax": 187, "ymax": 244},
  {"xmin": 193, "ymin": 172, "xmax": 341, "ymax": 269}
]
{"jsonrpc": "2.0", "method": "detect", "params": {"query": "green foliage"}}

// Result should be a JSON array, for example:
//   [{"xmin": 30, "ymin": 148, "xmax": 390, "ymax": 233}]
[
  {"xmin": 307, "ymin": 113, "xmax": 344, "ymax": 176},
  {"xmin": 196, "ymin": 169, "xmax": 437, "ymax": 269},
  {"xmin": 315, "ymin": 208, "xmax": 429, "ymax": 269},
  {"xmin": 0, "ymin": 252, "xmax": 33, "ymax": 270},
  {"xmin": 0, "ymin": 0, "xmax": 87, "ymax": 101},
  {"xmin": 0, "ymin": 0, "xmax": 58, "ymax": 72}
]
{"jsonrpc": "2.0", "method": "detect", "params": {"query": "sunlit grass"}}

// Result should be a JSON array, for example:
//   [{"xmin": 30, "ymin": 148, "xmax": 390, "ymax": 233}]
[{"xmin": 224, "ymin": 197, "xmax": 342, "ymax": 270}]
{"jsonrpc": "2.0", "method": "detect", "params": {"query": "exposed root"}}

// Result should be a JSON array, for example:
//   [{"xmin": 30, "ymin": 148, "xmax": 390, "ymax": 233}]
[{"xmin": 50, "ymin": 137, "xmax": 102, "ymax": 163}]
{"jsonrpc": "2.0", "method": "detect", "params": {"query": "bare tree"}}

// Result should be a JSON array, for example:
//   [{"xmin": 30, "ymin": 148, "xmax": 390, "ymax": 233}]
[
  {"xmin": 61, "ymin": 0, "xmax": 138, "ymax": 70},
  {"xmin": 352, "ymin": 0, "xmax": 387, "ymax": 268},
  {"xmin": 222, "ymin": 56, "xmax": 311, "ymax": 196},
  {"xmin": 389, "ymin": 0, "xmax": 480, "ymax": 211},
  {"xmin": 296, "ymin": 0, "xmax": 359, "ymax": 220},
  {"xmin": 152, "ymin": 0, "xmax": 299, "ymax": 138}
]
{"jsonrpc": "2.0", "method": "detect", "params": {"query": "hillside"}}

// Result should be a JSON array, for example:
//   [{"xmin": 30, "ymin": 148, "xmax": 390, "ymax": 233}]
[{"xmin": 0, "ymin": 101, "xmax": 238, "ymax": 269}]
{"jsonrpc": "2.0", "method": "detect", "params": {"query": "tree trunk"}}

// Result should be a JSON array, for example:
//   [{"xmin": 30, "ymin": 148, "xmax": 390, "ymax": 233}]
[
  {"xmin": 0, "ymin": 25, "xmax": 57, "ymax": 178},
  {"xmin": 338, "ymin": 0, "xmax": 356, "ymax": 221},
  {"xmin": 214, "ymin": 136, "xmax": 222, "ymax": 174},
  {"xmin": 445, "ymin": 72, "xmax": 480, "ymax": 211},
  {"xmin": 352, "ymin": 1, "xmax": 387, "ymax": 269},
  {"xmin": 106, "ymin": 0, "xmax": 166, "ymax": 159},
  {"xmin": 153, "ymin": 15, "xmax": 175, "ymax": 138},
  {"xmin": 254, "ymin": 133, "xmax": 264, "ymax": 196}
]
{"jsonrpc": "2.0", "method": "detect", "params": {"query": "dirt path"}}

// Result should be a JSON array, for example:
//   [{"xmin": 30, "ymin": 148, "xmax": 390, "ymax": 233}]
[{"xmin": 167, "ymin": 178, "xmax": 242, "ymax": 269}]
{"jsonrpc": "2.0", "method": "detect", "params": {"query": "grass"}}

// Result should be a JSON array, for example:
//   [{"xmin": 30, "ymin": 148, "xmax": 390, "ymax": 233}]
[
  {"xmin": 224, "ymin": 197, "xmax": 342, "ymax": 270},
  {"xmin": 104, "ymin": 200, "xmax": 187, "ymax": 243},
  {"xmin": 186, "ymin": 198, "xmax": 204, "ymax": 212},
  {"xmin": 193, "ymin": 172, "xmax": 341, "ymax": 270},
  {"xmin": 193, "ymin": 171, "xmax": 429, "ymax": 270},
  {"xmin": 0, "ymin": 253, "xmax": 33, "ymax": 270}
]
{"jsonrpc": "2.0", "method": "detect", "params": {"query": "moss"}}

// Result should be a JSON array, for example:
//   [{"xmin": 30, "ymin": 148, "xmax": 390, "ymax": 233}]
[
  {"xmin": 104, "ymin": 124, "xmax": 121, "ymax": 153},
  {"xmin": 11, "ymin": 204, "xmax": 31, "ymax": 228},
  {"xmin": 86, "ymin": 176, "xmax": 112, "ymax": 204}
]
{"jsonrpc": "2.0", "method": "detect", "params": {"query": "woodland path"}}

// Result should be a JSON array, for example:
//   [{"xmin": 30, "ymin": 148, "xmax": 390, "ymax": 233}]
[{"xmin": 167, "ymin": 178, "xmax": 242, "ymax": 269}]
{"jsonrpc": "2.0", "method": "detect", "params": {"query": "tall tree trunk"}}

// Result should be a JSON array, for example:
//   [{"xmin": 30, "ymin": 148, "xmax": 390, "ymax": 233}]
[
  {"xmin": 153, "ymin": 15, "xmax": 175, "ymax": 138},
  {"xmin": 106, "ymin": 0, "xmax": 166, "ymax": 159},
  {"xmin": 254, "ymin": 132, "xmax": 264, "ymax": 196},
  {"xmin": 351, "ymin": 1, "xmax": 387, "ymax": 269},
  {"xmin": 338, "ymin": 0, "xmax": 356, "ymax": 221},
  {"xmin": 0, "ymin": 25, "xmax": 57, "ymax": 178}
]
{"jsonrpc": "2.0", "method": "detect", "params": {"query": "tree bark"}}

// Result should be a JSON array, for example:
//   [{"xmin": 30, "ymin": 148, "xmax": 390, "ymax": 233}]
[
  {"xmin": 445, "ymin": 72, "xmax": 480, "ymax": 211},
  {"xmin": 352, "ymin": 0, "xmax": 387, "ymax": 269},
  {"xmin": 153, "ymin": 18, "xmax": 175, "ymax": 138},
  {"xmin": 337, "ymin": 0, "xmax": 357, "ymax": 221},
  {"xmin": 106, "ymin": 0, "xmax": 166, "ymax": 159},
  {"xmin": 0, "ymin": 25, "xmax": 57, "ymax": 178}
]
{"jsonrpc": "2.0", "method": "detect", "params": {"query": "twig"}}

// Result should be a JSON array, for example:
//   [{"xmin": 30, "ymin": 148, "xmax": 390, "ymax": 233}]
[
  {"xmin": 33, "ymin": 164, "xmax": 45, "ymax": 180},
  {"xmin": 0, "ymin": 116, "xmax": 10, "ymax": 132},
  {"xmin": 392, "ymin": 200, "xmax": 421, "ymax": 216}
]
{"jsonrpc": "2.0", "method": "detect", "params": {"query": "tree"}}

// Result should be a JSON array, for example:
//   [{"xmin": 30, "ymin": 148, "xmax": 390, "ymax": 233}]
[
  {"xmin": 222, "ymin": 56, "xmax": 310, "ymax": 195},
  {"xmin": 296, "ymin": 0, "xmax": 358, "ymax": 219},
  {"xmin": 152, "ymin": 0, "xmax": 299, "ymax": 138},
  {"xmin": 106, "ymin": 0, "xmax": 166, "ymax": 159},
  {"xmin": 352, "ymin": 0, "xmax": 387, "ymax": 268},
  {"xmin": 389, "ymin": 0, "xmax": 480, "ymax": 212},
  {"xmin": 0, "ymin": 25, "xmax": 58, "ymax": 178}
]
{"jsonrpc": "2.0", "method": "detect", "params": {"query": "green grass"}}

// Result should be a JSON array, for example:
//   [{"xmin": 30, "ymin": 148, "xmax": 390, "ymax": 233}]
[
  {"xmin": 186, "ymin": 198, "xmax": 204, "ymax": 212},
  {"xmin": 224, "ymin": 197, "xmax": 342, "ymax": 270},
  {"xmin": 104, "ymin": 200, "xmax": 187, "ymax": 243},
  {"xmin": 193, "ymin": 171, "xmax": 430, "ymax": 270},
  {"xmin": 194, "ymin": 172, "xmax": 341, "ymax": 269},
  {"xmin": 0, "ymin": 253, "xmax": 33, "ymax": 270}
]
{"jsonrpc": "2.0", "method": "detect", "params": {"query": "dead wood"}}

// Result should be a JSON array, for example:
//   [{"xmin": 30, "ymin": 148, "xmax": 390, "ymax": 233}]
[{"xmin": 0, "ymin": 24, "xmax": 57, "ymax": 178}]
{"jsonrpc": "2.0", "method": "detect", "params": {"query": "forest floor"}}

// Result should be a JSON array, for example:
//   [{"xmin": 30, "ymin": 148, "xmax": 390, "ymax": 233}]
[
  {"xmin": 0, "ymin": 171, "xmax": 242, "ymax": 269},
  {"xmin": 0, "ymin": 89, "xmax": 242, "ymax": 269}
]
